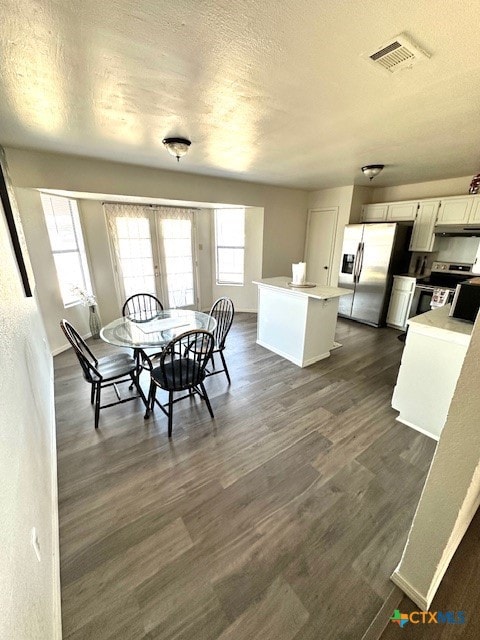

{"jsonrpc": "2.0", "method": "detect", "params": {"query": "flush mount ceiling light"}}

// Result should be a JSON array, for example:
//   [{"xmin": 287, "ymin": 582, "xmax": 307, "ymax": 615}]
[
  {"xmin": 361, "ymin": 164, "xmax": 384, "ymax": 181},
  {"xmin": 162, "ymin": 137, "xmax": 191, "ymax": 162}
]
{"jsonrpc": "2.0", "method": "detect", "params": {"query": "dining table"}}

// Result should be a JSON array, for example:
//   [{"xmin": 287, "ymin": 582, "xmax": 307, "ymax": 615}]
[{"xmin": 100, "ymin": 308, "xmax": 216, "ymax": 353}]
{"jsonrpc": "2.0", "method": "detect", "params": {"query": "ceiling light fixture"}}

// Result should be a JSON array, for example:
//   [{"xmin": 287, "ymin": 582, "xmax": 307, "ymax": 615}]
[
  {"xmin": 162, "ymin": 137, "xmax": 191, "ymax": 162},
  {"xmin": 361, "ymin": 164, "xmax": 384, "ymax": 181}
]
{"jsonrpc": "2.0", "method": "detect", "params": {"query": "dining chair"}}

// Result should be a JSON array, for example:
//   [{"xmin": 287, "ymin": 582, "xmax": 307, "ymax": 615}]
[
  {"xmin": 207, "ymin": 297, "xmax": 235, "ymax": 383},
  {"xmin": 122, "ymin": 293, "xmax": 165, "ymax": 370},
  {"xmin": 60, "ymin": 319, "xmax": 148, "ymax": 429},
  {"xmin": 122, "ymin": 293, "xmax": 164, "ymax": 321},
  {"xmin": 145, "ymin": 329, "xmax": 215, "ymax": 437}
]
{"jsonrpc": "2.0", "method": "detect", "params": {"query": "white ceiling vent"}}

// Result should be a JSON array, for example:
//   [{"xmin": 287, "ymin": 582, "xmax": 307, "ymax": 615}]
[{"xmin": 364, "ymin": 34, "xmax": 429, "ymax": 74}]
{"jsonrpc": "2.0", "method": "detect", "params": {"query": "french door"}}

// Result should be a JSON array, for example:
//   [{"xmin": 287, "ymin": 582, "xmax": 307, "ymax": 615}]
[{"xmin": 105, "ymin": 204, "xmax": 198, "ymax": 310}]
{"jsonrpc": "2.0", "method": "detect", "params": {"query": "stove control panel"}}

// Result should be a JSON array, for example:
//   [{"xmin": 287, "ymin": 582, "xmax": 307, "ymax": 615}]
[{"xmin": 431, "ymin": 261, "xmax": 473, "ymax": 274}]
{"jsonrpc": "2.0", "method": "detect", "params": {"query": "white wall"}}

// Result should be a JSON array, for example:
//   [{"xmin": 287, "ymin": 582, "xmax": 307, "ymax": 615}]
[
  {"xmin": 391, "ymin": 312, "xmax": 480, "ymax": 609},
  {"xmin": 0, "ymin": 190, "xmax": 60, "ymax": 636},
  {"xmin": 372, "ymin": 175, "xmax": 473, "ymax": 203},
  {"xmin": 79, "ymin": 199, "xmax": 121, "ymax": 325}
]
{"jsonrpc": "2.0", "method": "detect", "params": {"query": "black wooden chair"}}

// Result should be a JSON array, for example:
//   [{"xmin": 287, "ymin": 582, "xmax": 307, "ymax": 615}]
[
  {"xmin": 207, "ymin": 297, "xmax": 235, "ymax": 383},
  {"xmin": 145, "ymin": 329, "xmax": 215, "ymax": 437},
  {"xmin": 122, "ymin": 292, "xmax": 165, "ymax": 370},
  {"xmin": 60, "ymin": 319, "xmax": 148, "ymax": 429},
  {"xmin": 122, "ymin": 293, "xmax": 164, "ymax": 321},
  {"xmin": 186, "ymin": 297, "xmax": 234, "ymax": 383}
]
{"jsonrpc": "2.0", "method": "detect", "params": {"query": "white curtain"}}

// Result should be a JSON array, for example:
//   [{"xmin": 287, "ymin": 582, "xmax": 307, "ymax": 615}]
[{"xmin": 104, "ymin": 203, "xmax": 196, "ymax": 308}]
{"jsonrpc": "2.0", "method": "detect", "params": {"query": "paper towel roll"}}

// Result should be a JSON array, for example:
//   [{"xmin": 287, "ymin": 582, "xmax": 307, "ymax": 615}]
[{"xmin": 292, "ymin": 262, "xmax": 306, "ymax": 285}]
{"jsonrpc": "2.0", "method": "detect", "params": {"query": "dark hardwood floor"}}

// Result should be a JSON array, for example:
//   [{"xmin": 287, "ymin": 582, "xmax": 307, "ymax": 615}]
[{"xmin": 54, "ymin": 314, "xmax": 437, "ymax": 640}]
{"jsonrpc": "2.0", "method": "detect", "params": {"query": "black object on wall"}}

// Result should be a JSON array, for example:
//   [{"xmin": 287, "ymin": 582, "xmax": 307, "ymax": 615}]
[{"xmin": 0, "ymin": 154, "xmax": 32, "ymax": 297}]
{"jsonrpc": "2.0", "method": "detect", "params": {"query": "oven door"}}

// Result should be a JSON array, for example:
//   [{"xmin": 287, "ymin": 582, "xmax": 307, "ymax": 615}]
[{"xmin": 410, "ymin": 285, "xmax": 435, "ymax": 317}]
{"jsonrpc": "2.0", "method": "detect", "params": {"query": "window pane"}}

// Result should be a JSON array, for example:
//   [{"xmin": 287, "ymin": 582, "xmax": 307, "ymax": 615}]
[
  {"xmin": 217, "ymin": 247, "xmax": 244, "ymax": 284},
  {"xmin": 215, "ymin": 209, "xmax": 245, "ymax": 247},
  {"xmin": 160, "ymin": 218, "xmax": 195, "ymax": 308},
  {"xmin": 53, "ymin": 253, "xmax": 86, "ymax": 305},
  {"xmin": 114, "ymin": 217, "xmax": 156, "ymax": 297}
]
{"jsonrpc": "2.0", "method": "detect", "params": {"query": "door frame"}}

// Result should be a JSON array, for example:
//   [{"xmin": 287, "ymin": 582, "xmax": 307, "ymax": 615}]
[{"xmin": 304, "ymin": 207, "xmax": 339, "ymax": 287}]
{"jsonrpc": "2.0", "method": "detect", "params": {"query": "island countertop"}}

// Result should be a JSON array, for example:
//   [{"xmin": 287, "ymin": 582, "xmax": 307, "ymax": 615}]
[
  {"xmin": 253, "ymin": 277, "xmax": 352, "ymax": 300},
  {"xmin": 407, "ymin": 304, "xmax": 473, "ymax": 346}
]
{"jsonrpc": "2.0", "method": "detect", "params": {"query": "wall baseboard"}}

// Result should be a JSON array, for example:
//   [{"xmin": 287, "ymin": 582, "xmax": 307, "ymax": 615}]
[
  {"xmin": 390, "ymin": 569, "xmax": 429, "ymax": 611},
  {"xmin": 51, "ymin": 332, "xmax": 92, "ymax": 356},
  {"xmin": 49, "ymin": 362, "xmax": 62, "ymax": 639},
  {"xmin": 361, "ymin": 586, "xmax": 403, "ymax": 640}
]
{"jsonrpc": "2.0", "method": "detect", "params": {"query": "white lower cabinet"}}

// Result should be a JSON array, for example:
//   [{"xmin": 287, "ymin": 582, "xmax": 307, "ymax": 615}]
[
  {"xmin": 386, "ymin": 276, "xmax": 416, "ymax": 330},
  {"xmin": 392, "ymin": 307, "xmax": 472, "ymax": 440}
]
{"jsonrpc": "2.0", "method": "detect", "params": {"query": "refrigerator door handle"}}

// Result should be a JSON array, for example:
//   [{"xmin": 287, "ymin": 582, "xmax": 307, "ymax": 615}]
[
  {"xmin": 353, "ymin": 243, "xmax": 362, "ymax": 283},
  {"xmin": 357, "ymin": 242, "xmax": 365, "ymax": 280}
]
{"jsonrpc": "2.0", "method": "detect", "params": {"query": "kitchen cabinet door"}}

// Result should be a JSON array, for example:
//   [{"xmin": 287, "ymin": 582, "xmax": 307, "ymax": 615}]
[
  {"xmin": 386, "ymin": 277, "xmax": 416, "ymax": 329},
  {"xmin": 437, "ymin": 197, "xmax": 473, "ymax": 224},
  {"xmin": 469, "ymin": 197, "xmax": 480, "ymax": 223},
  {"xmin": 409, "ymin": 200, "xmax": 440, "ymax": 252},
  {"xmin": 386, "ymin": 201, "xmax": 418, "ymax": 221},
  {"xmin": 361, "ymin": 204, "xmax": 388, "ymax": 222},
  {"xmin": 472, "ymin": 242, "xmax": 480, "ymax": 275}
]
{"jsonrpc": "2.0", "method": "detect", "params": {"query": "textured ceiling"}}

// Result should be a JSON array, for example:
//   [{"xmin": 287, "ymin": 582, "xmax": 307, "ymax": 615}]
[{"xmin": 1, "ymin": 0, "xmax": 480, "ymax": 189}]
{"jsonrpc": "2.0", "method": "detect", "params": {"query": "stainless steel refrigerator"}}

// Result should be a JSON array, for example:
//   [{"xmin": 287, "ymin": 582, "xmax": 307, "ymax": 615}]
[{"xmin": 338, "ymin": 223, "xmax": 411, "ymax": 327}]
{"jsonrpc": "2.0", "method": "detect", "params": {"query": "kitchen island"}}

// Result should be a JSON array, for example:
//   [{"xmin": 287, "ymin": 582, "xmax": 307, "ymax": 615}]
[
  {"xmin": 392, "ymin": 305, "xmax": 473, "ymax": 440},
  {"xmin": 253, "ymin": 277, "xmax": 352, "ymax": 367}
]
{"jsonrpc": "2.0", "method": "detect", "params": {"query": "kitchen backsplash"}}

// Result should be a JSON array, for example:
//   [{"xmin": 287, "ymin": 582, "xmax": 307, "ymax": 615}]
[{"xmin": 434, "ymin": 236, "xmax": 480, "ymax": 263}]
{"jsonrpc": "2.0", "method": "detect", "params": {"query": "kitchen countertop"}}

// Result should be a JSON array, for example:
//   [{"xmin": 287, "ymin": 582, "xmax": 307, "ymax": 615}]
[
  {"xmin": 253, "ymin": 277, "xmax": 352, "ymax": 300},
  {"xmin": 406, "ymin": 304, "xmax": 473, "ymax": 346}
]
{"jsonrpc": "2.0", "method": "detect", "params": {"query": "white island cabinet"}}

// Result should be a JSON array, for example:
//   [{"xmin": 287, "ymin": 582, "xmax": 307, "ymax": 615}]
[
  {"xmin": 253, "ymin": 277, "xmax": 352, "ymax": 367},
  {"xmin": 392, "ymin": 305, "xmax": 473, "ymax": 440}
]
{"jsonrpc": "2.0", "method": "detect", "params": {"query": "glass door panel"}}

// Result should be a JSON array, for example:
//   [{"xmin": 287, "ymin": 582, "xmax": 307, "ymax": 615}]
[{"xmin": 156, "ymin": 216, "xmax": 197, "ymax": 309}]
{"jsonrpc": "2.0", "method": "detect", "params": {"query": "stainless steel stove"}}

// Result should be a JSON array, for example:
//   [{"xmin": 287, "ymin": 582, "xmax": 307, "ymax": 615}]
[{"xmin": 411, "ymin": 261, "xmax": 474, "ymax": 316}]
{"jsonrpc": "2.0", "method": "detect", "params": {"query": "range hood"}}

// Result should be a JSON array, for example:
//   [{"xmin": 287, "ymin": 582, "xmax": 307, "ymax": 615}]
[{"xmin": 434, "ymin": 224, "xmax": 480, "ymax": 237}]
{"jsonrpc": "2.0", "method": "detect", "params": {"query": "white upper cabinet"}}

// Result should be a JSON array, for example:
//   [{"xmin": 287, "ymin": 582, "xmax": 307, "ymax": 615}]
[
  {"xmin": 437, "ymin": 197, "xmax": 473, "ymax": 224},
  {"xmin": 470, "ymin": 198, "xmax": 480, "ymax": 223},
  {"xmin": 386, "ymin": 201, "xmax": 418, "ymax": 222},
  {"xmin": 409, "ymin": 200, "xmax": 440, "ymax": 252},
  {"xmin": 362, "ymin": 201, "xmax": 417, "ymax": 222},
  {"xmin": 361, "ymin": 204, "xmax": 388, "ymax": 222}
]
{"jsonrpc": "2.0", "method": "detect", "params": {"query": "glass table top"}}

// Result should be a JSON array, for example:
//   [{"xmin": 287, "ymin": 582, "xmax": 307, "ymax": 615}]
[{"xmin": 100, "ymin": 309, "xmax": 216, "ymax": 349}]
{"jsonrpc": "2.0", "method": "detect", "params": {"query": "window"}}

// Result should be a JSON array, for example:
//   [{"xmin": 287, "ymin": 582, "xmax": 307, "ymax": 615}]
[
  {"xmin": 214, "ymin": 208, "xmax": 245, "ymax": 285},
  {"xmin": 40, "ymin": 194, "xmax": 93, "ymax": 306}
]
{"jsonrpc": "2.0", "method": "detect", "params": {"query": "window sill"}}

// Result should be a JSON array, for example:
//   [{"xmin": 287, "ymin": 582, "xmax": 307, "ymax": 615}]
[
  {"xmin": 216, "ymin": 282, "xmax": 244, "ymax": 287},
  {"xmin": 64, "ymin": 300, "xmax": 83, "ymax": 309}
]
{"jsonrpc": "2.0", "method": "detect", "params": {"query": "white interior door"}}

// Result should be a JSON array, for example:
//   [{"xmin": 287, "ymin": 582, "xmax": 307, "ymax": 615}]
[{"xmin": 304, "ymin": 208, "xmax": 338, "ymax": 286}]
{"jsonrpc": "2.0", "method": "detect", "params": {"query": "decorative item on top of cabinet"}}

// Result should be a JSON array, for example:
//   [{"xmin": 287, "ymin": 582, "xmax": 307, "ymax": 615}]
[
  {"xmin": 469, "ymin": 174, "xmax": 480, "ymax": 194},
  {"xmin": 436, "ymin": 196, "xmax": 473, "ymax": 224},
  {"xmin": 409, "ymin": 200, "xmax": 440, "ymax": 252},
  {"xmin": 386, "ymin": 276, "xmax": 416, "ymax": 330}
]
